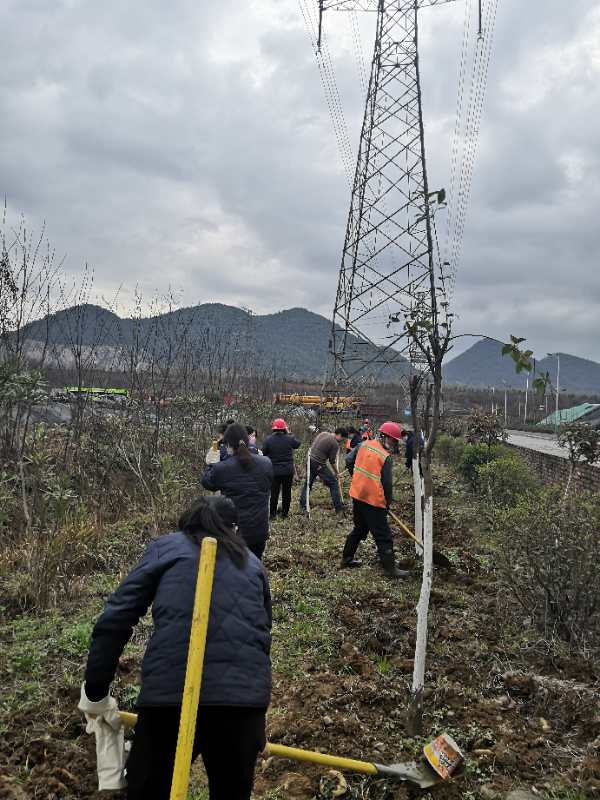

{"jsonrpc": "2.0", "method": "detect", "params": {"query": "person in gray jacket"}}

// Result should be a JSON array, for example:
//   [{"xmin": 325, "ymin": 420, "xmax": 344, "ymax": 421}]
[{"xmin": 83, "ymin": 495, "xmax": 272, "ymax": 800}]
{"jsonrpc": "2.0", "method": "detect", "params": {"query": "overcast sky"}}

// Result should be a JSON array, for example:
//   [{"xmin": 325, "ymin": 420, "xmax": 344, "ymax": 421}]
[{"xmin": 2, "ymin": 0, "xmax": 599, "ymax": 362}]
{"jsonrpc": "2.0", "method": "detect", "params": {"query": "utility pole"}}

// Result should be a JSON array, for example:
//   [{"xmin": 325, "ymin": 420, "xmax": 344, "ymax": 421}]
[
  {"xmin": 524, "ymin": 376, "xmax": 529, "ymax": 425},
  {"xmin": 317, "ymin": 0, "xmax": 456, "ymax": 392},
  {"xmin": 548, "ymin": 352, "xmax": 560, "ymax": 432}
]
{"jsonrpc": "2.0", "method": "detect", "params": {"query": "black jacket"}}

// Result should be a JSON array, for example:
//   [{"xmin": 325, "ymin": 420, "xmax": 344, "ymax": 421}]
[
  {"xmin": 85, "ymin": 532, "xmax": 272, "ymax": 708},
  {"xmin": 202, "ymin": 455, "xmax": 273, "ymax": 544},
  {"xmin": 346, "ymin": 441, "xmax": 394, "ymax": 507},
  {"xmin": 261, "ymin": 431, "xmax": 301, "ymax": 477}
]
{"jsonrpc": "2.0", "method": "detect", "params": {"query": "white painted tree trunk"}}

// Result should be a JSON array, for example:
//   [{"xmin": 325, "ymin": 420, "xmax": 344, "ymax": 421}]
[
  {"xmin": 306, "ymin": 447, "xmax": 311, "ymax": 516},
  {"xmin": 408, "ymin": 490, "xmax": 433, "ymax": 734},
  {"xmin": 413, "ymin": 457, "xmax": 423, "ymax": 553}
]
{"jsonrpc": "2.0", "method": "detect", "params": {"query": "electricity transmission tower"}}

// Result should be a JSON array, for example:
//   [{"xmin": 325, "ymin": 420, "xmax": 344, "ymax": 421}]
[{"xmin": 320, "ymin": 0, "xmax": 454, "ymax": 393}]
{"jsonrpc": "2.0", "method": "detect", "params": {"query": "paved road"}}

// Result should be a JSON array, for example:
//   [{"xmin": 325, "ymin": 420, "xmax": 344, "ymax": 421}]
[{"xmin": 506, "ymin": 430, "xmax": 569, "ymax": 460}]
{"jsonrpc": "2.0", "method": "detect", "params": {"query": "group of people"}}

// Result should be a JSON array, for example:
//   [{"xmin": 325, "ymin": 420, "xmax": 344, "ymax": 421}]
[{"xmin": 81, "ymin": 415, "xmax": 414, "ymax": 799}]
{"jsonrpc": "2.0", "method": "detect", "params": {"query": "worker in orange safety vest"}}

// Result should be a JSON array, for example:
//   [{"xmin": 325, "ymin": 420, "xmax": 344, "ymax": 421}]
[{"xmin": 341, "ymin": 421, "xmax": 409, "ymax": 579}]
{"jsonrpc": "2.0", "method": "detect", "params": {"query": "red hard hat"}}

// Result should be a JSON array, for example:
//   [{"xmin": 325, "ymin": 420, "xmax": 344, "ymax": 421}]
[
  {"xmin": 272, "ymin": 418, "xmax": 287, "ymax": 431},
  {"xmin": 378, "ymin": 421, "xmax": 403, "ymax": 441}
]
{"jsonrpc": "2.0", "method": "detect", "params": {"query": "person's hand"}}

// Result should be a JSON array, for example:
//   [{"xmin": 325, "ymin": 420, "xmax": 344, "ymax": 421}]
[{"xmin": 78, "ymin": 683, "xmax": 113, "ymax": 716}]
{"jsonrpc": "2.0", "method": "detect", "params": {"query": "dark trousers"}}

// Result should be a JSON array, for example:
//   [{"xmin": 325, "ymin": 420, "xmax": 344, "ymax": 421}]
[
  {"xmin": 270, "ymin": 474, "xmax": 293, "ymax": 518},
  {"xmin": 343, "ymin": 499, "xmax": 394, "ymax": 563},
  {"xmin": 246, "ymin": 538, "xmax": 267, "ymax": 560},
  {"xmin": 126, "ymin": 705, "xmax": 266, "ymax": 800},
  {"xmin": 299, "ymin": 459, "xmax": 343, "ymax": 512}
]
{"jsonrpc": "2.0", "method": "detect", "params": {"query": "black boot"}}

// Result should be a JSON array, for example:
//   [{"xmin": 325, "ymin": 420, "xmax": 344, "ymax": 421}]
[
  {"xmin": 341, "ymin": 534, "xmax": 363, "ymax": 568},
  {"xmin": 380, "ymin": 549, "xmax": 409, "ymax": 579}
]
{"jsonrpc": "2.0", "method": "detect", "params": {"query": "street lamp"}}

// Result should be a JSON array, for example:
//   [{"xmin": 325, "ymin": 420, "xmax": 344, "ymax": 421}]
[{"xmin": 548, "ymin": 353, "xmax": 560, "ymax": 432}]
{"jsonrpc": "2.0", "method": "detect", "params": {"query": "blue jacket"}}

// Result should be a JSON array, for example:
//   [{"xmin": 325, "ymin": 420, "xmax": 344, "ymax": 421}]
[
  {"xmin": 261, "ymin": 431, "xmax": 301, "ymax": 477},
  {"xmin": 202, "ymin": 454, "xmax": 273, "ymax": 545},
  {"xmin": 85, "ymin": 532, "xmax": 272, "ymax": 708}
]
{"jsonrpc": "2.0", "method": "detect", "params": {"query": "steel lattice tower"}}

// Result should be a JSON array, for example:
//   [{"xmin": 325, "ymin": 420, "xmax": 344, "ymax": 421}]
[{"xmin": 321, "ymin": 0, "xmax": 453, "ymax": 392}]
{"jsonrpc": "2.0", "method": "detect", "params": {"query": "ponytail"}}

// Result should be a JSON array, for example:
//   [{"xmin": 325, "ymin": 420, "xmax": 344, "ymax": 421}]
[
  {"xmin": 179, "ymin": 495, "xmax": 247, "ymax": 569},
  {"xmin": 223, "ymin": 423, "xmax": 254, "ymax": 470}
]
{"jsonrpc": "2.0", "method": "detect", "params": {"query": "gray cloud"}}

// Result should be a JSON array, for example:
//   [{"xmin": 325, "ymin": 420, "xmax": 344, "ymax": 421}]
[{"xmin": 1, "ymin": 0, "xmax": 598, "ymax": 363}]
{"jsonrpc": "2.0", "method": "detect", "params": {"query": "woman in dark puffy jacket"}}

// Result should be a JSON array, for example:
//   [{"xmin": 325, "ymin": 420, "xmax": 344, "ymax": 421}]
[
  {"xmin": 202, "ymin": 423, "xmax": 273, "ymax": 559},
  {"xmin": 261, "ymin": 418, "xmax": 301, "ymax": 519},
  {"xmin": 82, "ymin": 495, "xmax": 271, "ymax": 800}
]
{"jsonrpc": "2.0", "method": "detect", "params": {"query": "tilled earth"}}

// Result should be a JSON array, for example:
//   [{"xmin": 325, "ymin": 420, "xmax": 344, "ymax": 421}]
[{"xmin": 1, "ymin": 466, "xmax": 599, "ymax": 799}]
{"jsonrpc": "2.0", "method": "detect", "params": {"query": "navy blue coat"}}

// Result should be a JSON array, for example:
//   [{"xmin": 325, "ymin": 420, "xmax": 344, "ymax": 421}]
[
  {"xmin": 202, "ymin": 455, "xmax": 273, "ymax": 545},
  {"xmin": 85, "ymin": 532, "xmax": 272, "ymax": 708},
  {"xmin": 261, "ymin": 432, "xmax": 301, "ymax": 477}
]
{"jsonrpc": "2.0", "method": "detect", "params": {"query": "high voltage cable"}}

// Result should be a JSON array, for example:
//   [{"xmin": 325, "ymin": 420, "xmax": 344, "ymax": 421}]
[
  {"xmin": 449, "ymin": 0, "xmax": 500, "ymax": 293},
  {"xmin": 444, "ymin": 0, "xmax": 501, "ymax": 298},
  {"xmin": 298, "ymin": 0, "xmax": 356, "ymax": 188},
  {"xmin": 449, "ymin": 0, "xmax": 500, "ymax": 297}
]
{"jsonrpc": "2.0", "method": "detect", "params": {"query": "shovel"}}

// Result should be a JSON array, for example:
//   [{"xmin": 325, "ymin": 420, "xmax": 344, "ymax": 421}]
[
  {"xmin": 388, "ymin": 510, "xmax": 452, "ymax": 570},
  {"xmin": 117, "ymin": 713, "xmax": 440, "ymax": 789}
]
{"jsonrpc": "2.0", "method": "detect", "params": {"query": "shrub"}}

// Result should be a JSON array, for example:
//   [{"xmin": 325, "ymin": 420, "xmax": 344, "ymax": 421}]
[
  {"xmin": 495, "ymin": 487, "xmax": 600, "ymax": 651},
  {"xmin": 458, "ymin": 442, "xmax": 502, "ymax": 486},
  {"xmin": 475, "ymin": 454, "xmax": 539, "ymax": 506},
  {"xmin": 436, "ymin": 434, "xmax": 466, "ymax": 466}
]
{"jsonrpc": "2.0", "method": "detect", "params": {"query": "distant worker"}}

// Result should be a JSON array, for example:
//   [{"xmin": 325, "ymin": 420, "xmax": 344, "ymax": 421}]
[
  {"xmin": 348, "ymin": 426, "xmax": 362, "ymax": 450},
  {"xmin": 360, "ymin": 418, "xmax": 374, "ymax": 441},
  {"xmin": 261, "ymin": 418, "xmax": 301, "ymax": 519},
  {"xmin": 217, "ymin": 419, "xmax": 236, "ymax": 461},
  {"xmin": 245, "ymin": 426, "xmax": 261, "ymax": 455},
  {"xmin": 401, "ymin": 428, "xmax": 424, "ymax": 474},
  {"xmin": 341, "ymin": 421, "xmax": 409, "ymax": 579},
  {"xmin": 81, "ymin": 495, "xmax": 271, "ymax": 800},
  {"xmin": 299, "ymin": 427, "xmax": 347, "ymax": 514},
  {"xmin": 202, "ymin": 424, "xmax": 273, "ymax": 559}
]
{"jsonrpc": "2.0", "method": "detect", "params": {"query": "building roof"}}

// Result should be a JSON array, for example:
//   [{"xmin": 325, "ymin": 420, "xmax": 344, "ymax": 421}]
[{"xmin": 538, "ymin": 403, "xmax": 600, "ymax": 427}]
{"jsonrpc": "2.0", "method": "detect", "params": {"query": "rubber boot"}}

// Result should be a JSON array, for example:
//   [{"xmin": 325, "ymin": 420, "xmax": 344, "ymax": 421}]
[
  {"xmin": 340, "ymin": 534, "xmax": 362, "ymax": 568},
  {"xmin": 380, "ymin": 549, "xmax": 409, "ymax": 579}
]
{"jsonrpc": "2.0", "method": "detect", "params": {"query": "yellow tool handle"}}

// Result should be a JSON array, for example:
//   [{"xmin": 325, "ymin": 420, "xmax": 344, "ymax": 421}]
[
  {"xmin": 170, "ymin": 536, "xmax": 218, "ymax": 800},
  {"xmin": 388, "ymin": 510, "xmax": 422, "ymax": 549},
  {"xmin": 266, "ymin": 743, "xmax": 378, "ymax": 776},
  {"xmin": 115, "ymin": 720, "xmax": 379, "ymax": 779}
]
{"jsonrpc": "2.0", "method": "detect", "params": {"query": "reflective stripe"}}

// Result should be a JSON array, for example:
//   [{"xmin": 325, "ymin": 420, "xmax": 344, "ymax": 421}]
[
  {"xmin": 355, "ymin": 465, "xmax": 382, "ymax": 482},
  {"xmin": 362, "ymin": 445, "xmax": 387, "ymax": 461},
  {"xmin": 349, "ymin": 440, "xmax": 388, "ymax": 508}
]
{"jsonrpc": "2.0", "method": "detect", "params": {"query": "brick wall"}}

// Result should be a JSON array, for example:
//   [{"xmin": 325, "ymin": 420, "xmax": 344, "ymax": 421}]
[{"xmin": 507, "ymin": 444, "xmax": 600, "ymax": 492}]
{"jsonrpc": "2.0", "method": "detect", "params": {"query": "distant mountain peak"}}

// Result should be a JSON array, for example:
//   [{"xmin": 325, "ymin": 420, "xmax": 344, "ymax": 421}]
[{"xmin": 444, "ymin": 338, "xmax": 600, "ymax": 394}]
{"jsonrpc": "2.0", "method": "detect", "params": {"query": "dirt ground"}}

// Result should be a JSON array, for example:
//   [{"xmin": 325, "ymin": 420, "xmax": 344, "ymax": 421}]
[{"xmin": 1, "ymin": 464, "xmax": 598, "ymax": 799}]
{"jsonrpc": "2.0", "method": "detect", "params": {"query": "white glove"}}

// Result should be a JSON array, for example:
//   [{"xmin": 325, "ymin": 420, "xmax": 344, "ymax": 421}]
[
  {"xmin": 79, "ymin": 684, "xmax": 127, "ymax": 790},
  {"xmin": 205, "ymin": 448, "xmax": 220, "ymax": 465}
]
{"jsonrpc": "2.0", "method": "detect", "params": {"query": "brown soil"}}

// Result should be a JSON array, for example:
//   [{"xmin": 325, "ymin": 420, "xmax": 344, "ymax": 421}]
[{"xmin": 1, "ymin": 468, "xmax": 599, "ymax": 799}]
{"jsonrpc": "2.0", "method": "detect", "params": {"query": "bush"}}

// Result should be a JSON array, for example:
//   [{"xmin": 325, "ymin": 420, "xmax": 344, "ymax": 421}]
[
  {"xmin": 495, "ymin": 487, "xmax": 600, "ymax": 651},
  {"xmin": 475, "ymin": 454, "xmax": 539, "ymax": 506},
  {"xmin": 436, "ymin": 434, "xmax": 465, "ymax": 466},
  {"xmin": 458, "ymin": 442, "xmax": 510, "ymax": 487}
]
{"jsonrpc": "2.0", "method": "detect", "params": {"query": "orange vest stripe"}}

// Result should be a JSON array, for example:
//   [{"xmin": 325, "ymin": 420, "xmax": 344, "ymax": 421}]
[{"xmin": 349, "ymin": 440, "xmax": 388, "ymax": 508}]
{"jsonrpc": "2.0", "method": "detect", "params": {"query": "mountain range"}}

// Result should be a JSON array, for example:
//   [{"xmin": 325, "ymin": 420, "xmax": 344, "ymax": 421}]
[
  {"xmin": 443, "ymin": 337, "xmax": 600, "ymax": 395},
  {"xmin": 17, "ymin": 303, "xmax": 409, "ymax": 382},
  {"xmin": 16, "ymin": 304, "xmax": 600, "ymax": 394}
]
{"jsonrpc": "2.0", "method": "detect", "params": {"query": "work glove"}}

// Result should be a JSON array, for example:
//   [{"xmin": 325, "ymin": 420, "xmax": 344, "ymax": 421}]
[{"xmin": 78, "ymin": 684, "xmax": 127, "ymax": 791}]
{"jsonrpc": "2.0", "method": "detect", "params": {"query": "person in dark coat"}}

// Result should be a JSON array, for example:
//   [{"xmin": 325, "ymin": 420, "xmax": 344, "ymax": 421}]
[
  {"xmin": 348, "ymin": 427, "xmax": 362, "ymax": 449},
  {"xmin": 217, "ymin": 419, "xmax": 236, "ymax": 461},
  {"xmin": 261, "ymin": 418, "xmax": 301, "ymax": 519},
  {"xmin": 82, "ymin": 495, "xmax": 272, "ymax": 800},
  {"xmin": 202, "ymin": 423, "xmax": 273, "ymax": 559}
]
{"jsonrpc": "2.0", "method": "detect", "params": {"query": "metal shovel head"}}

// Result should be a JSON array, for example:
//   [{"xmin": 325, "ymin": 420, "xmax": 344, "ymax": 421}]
[{"xmin": 374, "ymin": 760, "xmax": 442, "ymax": 788}]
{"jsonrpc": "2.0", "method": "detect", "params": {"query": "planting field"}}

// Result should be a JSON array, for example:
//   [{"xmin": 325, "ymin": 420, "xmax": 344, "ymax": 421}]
[{"xmin": 1, "ymin": 461, "xmax": 598, "ymax": 800}]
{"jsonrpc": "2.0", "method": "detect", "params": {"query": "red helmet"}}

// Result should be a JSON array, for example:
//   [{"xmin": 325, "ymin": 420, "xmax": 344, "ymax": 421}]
[
  {"xmin": 378, "ymin": 421, "xmax": 403, "ymax": 441},
  {"xmin": 272, "ymin": 418, "xmax": 287, "ymax": 431}
]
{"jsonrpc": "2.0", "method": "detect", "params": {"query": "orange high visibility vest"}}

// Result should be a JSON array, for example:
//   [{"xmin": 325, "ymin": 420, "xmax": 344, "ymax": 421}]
[{"xmin": 349, "ymin": 440, "xmax": 388, "ymax": 509}]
